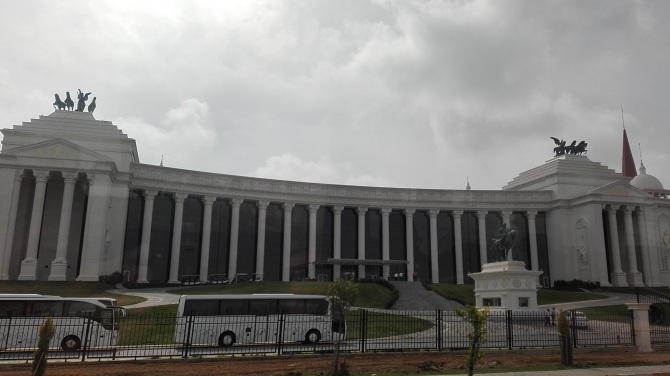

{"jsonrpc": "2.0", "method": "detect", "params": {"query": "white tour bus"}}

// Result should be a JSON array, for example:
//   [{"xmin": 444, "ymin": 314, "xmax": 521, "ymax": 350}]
[
  {"xmin": 0, "ymin": 294, "xmax": 126, "ymax": 351},
  {"xmin": 175, "ymin": 294, "xmax": 345, "ymax": 347}
]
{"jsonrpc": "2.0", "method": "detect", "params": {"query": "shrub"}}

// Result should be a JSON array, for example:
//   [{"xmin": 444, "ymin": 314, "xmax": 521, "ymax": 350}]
[
  {"xmin": 553, "ymin": 279, "xmax": 600, "ymax": 291},
  {"xmin": 99, "ymin": 271, "xmax": 123, "ymax": 285}
]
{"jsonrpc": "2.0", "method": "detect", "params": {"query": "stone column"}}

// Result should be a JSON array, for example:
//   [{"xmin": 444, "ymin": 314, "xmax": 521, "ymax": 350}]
[
  {"xmin": 623, "ymin": 206, "xmax": 643, "ymax": 287},
  {"xmin": 308, "ymin": 204, "xmax": 319, "ymax": 280},
  {"xmin": 137, "ymin": 190, "xmax": 158, "ymax": 283},
  {"xmin": 168, "ymin": 193, "xmax": 188, "ymax": 284},
  {"xmin": 254, "ymin": 201, "xmax": 269, "ymax": 282},
  {"xmin": 453, "ymin": 210, "xmax": 464, "ymax": 284},
  {"xmin": 381, "ymin": 208, "xmax": 391, "ymax": 281},
  {"xmin": 501, "ymin": 210, "xmax": 512, "ymax": 227},
  {"xmin": 49, "ymin": 171, "xmax": 79, "ymax": 281},
  {"xmin": 228, "ymin": 198, "xmax": 243, "ymax": 282},
  {"xmin": 198, "ymin": 196, "xmax": 216, "ymax": 283},
  {"xmin": 429, "ymin": 209, "xmax": 439, "ymax": 283},
  {"xmin": 607, "ymin": 205, "xmax": 627, "ymax": 287},
  {"xmin": 636, "ymin": 207, "xmax": 655, "ymax": 286},
  {"xmin": 476, "ymin": 211, "xmax": 488, "ymax": 267},
  {"xmin": 404, "ymin": 209, "xmax": 415, "ymax": 281},
  {"xmin": 527, "ymin": 210, "xmax": 539, "ymax": 269},
  {"xmin": 282, "ymin": 203, "xmax": 294, "ymax": 281},
  {"xmin": 357, "ymin": 207, "xmax": 368, "ymax": 279},
  {"xmin": 626, "ymin": 303, "xmax": 653, "ymax": 353},
  {"xmin": 333, "ymin": 206, "xmax": 343, "ymax": 280},
  {"xmin": 18, "ymin": 170, "xmax": 50, "ymax": 281},
  {"xmin": 1, "ymin": 170, "xmax": 24, "ymax": 280}
]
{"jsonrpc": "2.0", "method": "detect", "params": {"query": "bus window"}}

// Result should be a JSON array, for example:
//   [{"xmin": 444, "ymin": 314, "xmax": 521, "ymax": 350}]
[
  {"xmin": 305, "ymin": 300, "xmax": 328, "ymax": 315},
  {"xmin": 249, "ymin": 299, "xmax": 276, "ymax": 316},
  {"xmin": 220, "ymin": 300, "xmax": 248, "ymax": 315},
  {"xmin": 1, "ymin": 301, "xmax": 26, "ymax": 317},
  {"xmin": 278, "ymin": 299, "xmax": 304, "ymax": 314},
  {"xmin": 184, "ymin": 300, "xmax": 219, "ymax": 316},
  {"xmin": 30, "ymin": 301, "xmax": 65, "ymax": 317}
]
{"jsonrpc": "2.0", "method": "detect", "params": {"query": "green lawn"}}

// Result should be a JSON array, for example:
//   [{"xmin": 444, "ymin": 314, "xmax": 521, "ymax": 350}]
[
  {"xmin": 427, "ymin": 283, "xmax": 607, "ymax": 306},
  {"xmin": 0, "ymin": 281, "xmax": 144, "ymax": 306}
]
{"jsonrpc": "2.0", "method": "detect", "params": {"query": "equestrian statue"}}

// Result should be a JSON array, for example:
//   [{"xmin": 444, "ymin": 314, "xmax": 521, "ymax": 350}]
[{"xmin": 489, "ymin": 223, "xmax": 517, "ymax": 262}]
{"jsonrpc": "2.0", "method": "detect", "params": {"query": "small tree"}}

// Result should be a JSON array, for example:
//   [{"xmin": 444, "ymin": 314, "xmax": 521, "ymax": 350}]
[
  {"xmin": 456, "ymin": 306, "xmax": 489, "ymax": 376},
  {"xmin": 327, "ymin": 277, "xmax": 359, "ymax": 376},
  {"xmin": 557, "ymin": 310, "xmax": 573, "ymax": 366},
  {"xmin": 31, "ymin": 317, "xmax": 55, "ymax": 376}
]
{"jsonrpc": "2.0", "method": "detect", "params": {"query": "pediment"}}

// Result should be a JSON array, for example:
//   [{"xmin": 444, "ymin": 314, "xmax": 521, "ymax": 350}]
[
  {"xmin": 4, "ymin": 139, "xmax": 112, "ymax": 162},
  {"xmin": 589, "ymin": 180, "xmax": 650, "ymax": 199}
]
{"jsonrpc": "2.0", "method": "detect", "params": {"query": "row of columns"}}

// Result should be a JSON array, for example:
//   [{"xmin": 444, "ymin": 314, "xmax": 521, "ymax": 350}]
[
  {"xmin": 605, "ymin": 205, "xmax": 648, "ymax": 287},
  {"xmin": 6, "ymin": 169, "xmax": 88, "ymax": 281},
  {"xmin": 134, "ymin": 191, "xmax": 542, "ymax": 284}
]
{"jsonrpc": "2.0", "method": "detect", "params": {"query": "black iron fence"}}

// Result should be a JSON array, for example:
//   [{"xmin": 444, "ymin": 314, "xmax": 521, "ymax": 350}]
[
  {"xmin": 637, "ymin": 287, "xmax": 670, "ymax": 345},
  {"xmin": 0, "ymin": 309, "xmax": 634, "ymax": 362}
]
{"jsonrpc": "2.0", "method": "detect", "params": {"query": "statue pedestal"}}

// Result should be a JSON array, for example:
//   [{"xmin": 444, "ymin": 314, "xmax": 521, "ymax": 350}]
[{"xmin": 469, "ymin": 261, "xmax": 543, "ymax": 311}]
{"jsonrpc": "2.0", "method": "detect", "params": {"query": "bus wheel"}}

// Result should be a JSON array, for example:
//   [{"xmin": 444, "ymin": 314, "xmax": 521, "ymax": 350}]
[
  {"xmin": 60, "ymin": 335, "xmax": 81, "ymax": 351},
  {"xmin": 218, "ymin": 331, "xmax": 236, "ymax": 347},
  {"xmin": 305, "ymin": 329, "xmax": 321, "ymax": 344}
]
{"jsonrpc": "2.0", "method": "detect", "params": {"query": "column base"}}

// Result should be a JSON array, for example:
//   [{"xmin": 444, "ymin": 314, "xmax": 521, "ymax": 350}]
[
  {"xmin": 626, "ymin": 271, "xmax": 645, "ymax": 287},
  {"xmin": 599, "ymin": 281, "xmax": 613, "ymax": 287},
  {"xmin": 610, "ymin": 271, "xmax": 628, "ymax": 287},
  {"xmin": 48, "ymin": 260, "xmax": 68, "ymax": 281},
  {"xmin": 75, "ymin": 275, "xmax": 100, "ymax": 282},
  {"xmin": 17, "ymin": 259, "xmax": 38, "ymax": 281},
  {"xmin": 168, "ymin": 279, "xmax": 181, "ymax": 284}
]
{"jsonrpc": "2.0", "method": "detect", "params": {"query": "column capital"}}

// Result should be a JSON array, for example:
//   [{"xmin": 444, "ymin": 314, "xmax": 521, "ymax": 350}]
[
  {"xmin": 428, "ymin": 209, "xmax": 440, "ymax": 218},
  {"xmin": 452, "ymin": 210, "xmax": 464, "ymax": 217},
  {"xmin": 257, "ymin": 200, "xmax": 270, "ymax": 209},
  {"xmin": 283, "ymin": 202, "xmax": 295, "ymax": 211},
  {"xmin": 622, "ymin": 205, "xmax": 635, "ymax": 214},
  {"xmin": 143, "ymin": 190, "xmax": 158, "ymax": 199},
  {"xmin": 381, "ymin": 207, "xmax": 392, "ymax": 216},
  {"xmin": 526, "ymin": 210, "xmax": 538, "ymax": 218},
  {"xmin": 476, "ymin": 210, "xmax": 488, "ymax": 219},
  {"xmin": 14, "ymin": 169, "xmax": 25, "ymax": 181},
  {"xmin": 61, "ymin": 170, "xmax": 78, "ymax": 181},
  {"xmin": 85, "ymin": 172, "xmax": 95, "ymax": 185},
  {"xmin": 33, "ymin": 170, "xmax": 50, "ymax": 182},
  {"xmin": 501, "ymin": 209, "xmax": 512, "ymax": 217},
  {"xmin": 404, "ymin": 208, "xmax": 415, "ymax": 216},
  {"xmin": 357, "ymin": 207, "xmax": 368, "ymax": 215},
  {"xmin": 608, "ymin": 204, "xmax": 620, "ymax": 212},
  {"xmin": 637, "ymin": 206, "xmax": 647, "ymax": 216},
  {"xmin": 231, "ymin": 198, "xmax": 244, "ymax": 208},
  {"xmin": 203, "ymin": 196, "xmax": 217, "ymax": 205},
  {"xmin": 174, "ymin": 192, "xmax": 188, "ymax": 203},
  {"xmin": 332, "ymin": 205, "xmax": 344, "ymax": 215},
  {"xmin": 309, "ymin": 204, "xmax": 320, "ymax": 213}
]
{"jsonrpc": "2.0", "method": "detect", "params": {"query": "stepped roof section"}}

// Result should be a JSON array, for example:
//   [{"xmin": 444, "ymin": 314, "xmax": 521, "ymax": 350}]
[
  {"xmin": 502, "ymin": 154, "xmax": 624, "ymax": 200},
  {"xmin": 1, "ymin": 110, "xmax": 139, "ymax": 173}
]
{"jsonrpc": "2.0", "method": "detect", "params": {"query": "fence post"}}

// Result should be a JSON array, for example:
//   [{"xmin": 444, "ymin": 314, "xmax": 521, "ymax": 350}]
[
  {"xmin": 277, "ymin": 313, "xmax": 285, "ymax": 355},
  {"xmin": 436, "ymin": 310, "xmax": 443, "ymax": 351},
  {"xmin": 82, "ymin": 318, "xmax": 92, "ymax": 361},
  {"xmin": 506, "ymin": 310, "xmax": 512, "ymax": 350},
  {"xmin": 182, "ymin": 315, "xmax": 193, "ymax": 358},
  {"xmin": 626, "ymin": 303, "xmax": 653, "ymax": 352},
  {"xmin": 359, "ymin": 309, "xmax": 367, "ymax": 353},
  {"xmin": 571, "ymin": 310, "xmax": 578, "ymax": 348}
]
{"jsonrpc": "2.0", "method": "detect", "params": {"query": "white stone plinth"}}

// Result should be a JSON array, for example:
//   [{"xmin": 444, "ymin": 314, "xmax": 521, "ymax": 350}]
[{"xmin": 469, "ymin": 260, "xmax": 543, "ymax": 311}]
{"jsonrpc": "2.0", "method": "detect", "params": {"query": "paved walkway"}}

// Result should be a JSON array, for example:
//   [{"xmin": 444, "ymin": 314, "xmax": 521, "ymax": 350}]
[
  {"xmin": 107, "ymin": 284, "xmax": 181, "ymax": 308},
  {"xmin": 390, "ymin": 281, "xmax": 464, "ymax": 311},
  {"xmin": 445, "ymin": 364, "xmax": 670, "ymax": 375}
]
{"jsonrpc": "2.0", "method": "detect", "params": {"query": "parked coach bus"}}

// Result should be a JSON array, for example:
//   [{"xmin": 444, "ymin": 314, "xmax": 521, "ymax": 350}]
[
  {"xmin": 0, "ymin": 294, "xmax": 126, "ymax": 351},
  {"xmin": 175, "ymin": 294, "xmax": 346, "ymax": 347}
]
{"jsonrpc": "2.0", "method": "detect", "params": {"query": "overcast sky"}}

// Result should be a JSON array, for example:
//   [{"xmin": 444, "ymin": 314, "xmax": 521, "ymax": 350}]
[{"xmin": 1, "ymin": 0, "xmax": 668, "ymax": 190}]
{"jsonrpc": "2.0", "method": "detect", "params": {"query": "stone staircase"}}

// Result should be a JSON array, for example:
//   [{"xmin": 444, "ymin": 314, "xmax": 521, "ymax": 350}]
[{"xmin": 389, "ymin": 281, "xmax": 464, "ymax": 311}]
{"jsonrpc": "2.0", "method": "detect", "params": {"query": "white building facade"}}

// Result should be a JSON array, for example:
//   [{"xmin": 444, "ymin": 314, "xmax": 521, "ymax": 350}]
[{"xmin": 1, "ymin": 111, "xmax": 669, "ymax": 286}]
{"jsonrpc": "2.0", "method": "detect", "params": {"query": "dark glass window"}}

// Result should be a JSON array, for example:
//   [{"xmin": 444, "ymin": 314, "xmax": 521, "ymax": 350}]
[
  {"xmin": 264, "ymin": 204, "xmax": 283, "ymax": 281},
  {"xmin": 290, "ymin": 206, "xmax": 308, "ymax": 281},
  {"xmin": 413, "ymin": 211, "xmax": 430, "ymax": 281},
  {"xmin": 237, "ymin": 201, "xmax": 258, "ymax": 275},
  {"xmin": 437, "ymin": 212, "xmax": 455, "ymax": 283}
]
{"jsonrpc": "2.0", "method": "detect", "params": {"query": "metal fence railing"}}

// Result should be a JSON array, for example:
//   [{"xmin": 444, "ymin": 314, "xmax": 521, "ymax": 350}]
[
  {"xmin": 637, "ymin": 287, "xmax": 670, "ymax": 345},
  {"xmin": 0, "ymin": 308, "xmax": 634, "ymax": 362}
]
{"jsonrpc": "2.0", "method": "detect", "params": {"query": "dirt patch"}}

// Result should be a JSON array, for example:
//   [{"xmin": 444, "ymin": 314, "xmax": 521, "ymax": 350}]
[{"xmin": 1, "ymin": 348, "xmax": 669, "ymax": 375}]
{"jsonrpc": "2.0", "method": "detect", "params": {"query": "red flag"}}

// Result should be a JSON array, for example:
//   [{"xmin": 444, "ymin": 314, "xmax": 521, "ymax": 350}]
[{"xmin": 622, "ymin": 129, "xmax": 637, "ymax": 178}]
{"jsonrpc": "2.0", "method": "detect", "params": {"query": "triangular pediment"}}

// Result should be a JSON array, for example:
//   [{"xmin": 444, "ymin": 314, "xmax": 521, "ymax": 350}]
[
  {"xmin": 589, "ymin": 180, "xmax": 651, "ymax": 199},
  {"xmin": 4, "ymin": 139, "xmax": 112, "ymax": 162}
]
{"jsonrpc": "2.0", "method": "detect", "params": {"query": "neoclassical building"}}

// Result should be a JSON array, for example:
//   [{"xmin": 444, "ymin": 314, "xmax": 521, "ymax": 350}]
[{"xmin": 1, "ymin": 111, "xmax": 669, "ymax": 286}]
